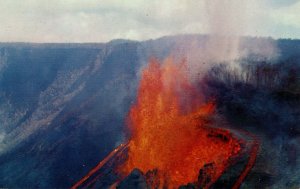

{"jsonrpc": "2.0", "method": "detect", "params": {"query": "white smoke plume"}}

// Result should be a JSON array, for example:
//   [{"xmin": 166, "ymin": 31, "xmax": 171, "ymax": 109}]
[
  {"xmin": 173, "ymin": 0, "xmax": 280, "ymax": 79},
  {"xmin": 205, "ymin": 0, "xmax": 247, "ymax": 62}
]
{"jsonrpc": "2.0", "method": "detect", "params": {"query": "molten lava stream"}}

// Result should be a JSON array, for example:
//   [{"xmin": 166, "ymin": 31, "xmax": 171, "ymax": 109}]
[
  {"xmin": 71, "ymin": 143, "xmax": 128, "ymax": 189},
  {"xmin": 232, "ymin": 130, "xmax": 260, "ymax": 189},
  {"xmin": 119, "ymin": 58, "xmax": 242, "ymax": 188}
]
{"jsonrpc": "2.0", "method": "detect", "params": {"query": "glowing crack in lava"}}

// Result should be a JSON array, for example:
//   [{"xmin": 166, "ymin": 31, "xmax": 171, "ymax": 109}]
[{"xmin": 119, "ymin": 58, "xmax": 241, "ymax": 187}]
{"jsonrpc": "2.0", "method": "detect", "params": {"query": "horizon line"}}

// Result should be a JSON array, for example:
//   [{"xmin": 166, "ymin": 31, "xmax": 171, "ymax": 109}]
[{"xmin": 0, "ymin": 33, "xmax": 299, "ymax": 44}]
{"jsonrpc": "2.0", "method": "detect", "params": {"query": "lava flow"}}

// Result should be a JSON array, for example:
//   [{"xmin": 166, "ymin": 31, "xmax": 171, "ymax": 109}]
[{"xmin": 119, "ymin": 58, "xmax": 241, "ymax": 188}]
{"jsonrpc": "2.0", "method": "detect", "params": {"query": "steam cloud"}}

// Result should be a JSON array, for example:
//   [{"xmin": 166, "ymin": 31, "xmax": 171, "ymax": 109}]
[
  {"xmin": 173, "ymin": 0, "xmax": 280, "ymax": 78},
  {"xmin": 205, "ymin": 0, "xmax": 247, "ymax": 62}
]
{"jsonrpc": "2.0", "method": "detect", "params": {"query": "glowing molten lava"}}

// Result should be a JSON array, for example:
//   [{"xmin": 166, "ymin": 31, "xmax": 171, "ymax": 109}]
[{"xmin": 120, "ymin": 58, "xmax": 241, "ymax": 188}]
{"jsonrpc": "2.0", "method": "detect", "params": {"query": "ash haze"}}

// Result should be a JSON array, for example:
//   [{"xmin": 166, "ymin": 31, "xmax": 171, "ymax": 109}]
[{"xmin": 0, "ymin": 0, "xmax": 299, "ymax": 42}]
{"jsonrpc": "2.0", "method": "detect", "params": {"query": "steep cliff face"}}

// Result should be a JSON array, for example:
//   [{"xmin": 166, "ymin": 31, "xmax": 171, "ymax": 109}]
[{"xmin": 0, "ymin": 41, "xmax": 143, "ymax": 188}]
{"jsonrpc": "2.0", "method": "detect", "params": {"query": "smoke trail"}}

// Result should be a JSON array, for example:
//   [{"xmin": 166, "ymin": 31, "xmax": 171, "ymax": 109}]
[
  {"xmin": 170, "ymin": 0, "xmax": 250, "ymax": 80},
  {"xmin": 204, "ymin": 0, "xmax": 247, "ymax": 63},
  {"xmin": 178, "ymin": 0, "xmax": 279, "ymax": 79}
]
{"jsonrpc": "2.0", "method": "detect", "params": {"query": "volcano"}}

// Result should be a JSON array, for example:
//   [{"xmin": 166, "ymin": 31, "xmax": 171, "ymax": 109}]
[
  {"xmin": 72, "ymin": 58, "xmax": 259, "ymax": 189},
  {"xmin": 1, "ymin": 36, "xmax": 300, "ymax": 189}
]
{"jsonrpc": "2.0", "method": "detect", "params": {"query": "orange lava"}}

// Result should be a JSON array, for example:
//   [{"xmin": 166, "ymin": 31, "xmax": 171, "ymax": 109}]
[{"xmin": 120, "ymin": 58, "xmax": 241, "ymax": 188}]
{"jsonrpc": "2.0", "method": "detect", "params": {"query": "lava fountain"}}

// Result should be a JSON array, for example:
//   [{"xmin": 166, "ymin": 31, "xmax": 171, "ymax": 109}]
[
  {"xmin": 119, "ymin": 58, "xmax": 241, "ymax": 188},
  {"xmin": 72, "ymin": 58, "xmax": 258, "ymax": 189}
]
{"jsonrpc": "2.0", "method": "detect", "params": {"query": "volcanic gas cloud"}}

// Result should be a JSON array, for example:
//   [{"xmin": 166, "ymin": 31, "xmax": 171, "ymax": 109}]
[{"xmin": 120, "ymin": 58, "xmax": 241, "ymax": 188}]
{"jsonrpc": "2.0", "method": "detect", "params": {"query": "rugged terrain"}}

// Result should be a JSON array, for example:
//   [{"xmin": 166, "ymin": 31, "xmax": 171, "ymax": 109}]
[{"xmin": 0, "ymin": 35, "xmax": 299, "ymax": 188}]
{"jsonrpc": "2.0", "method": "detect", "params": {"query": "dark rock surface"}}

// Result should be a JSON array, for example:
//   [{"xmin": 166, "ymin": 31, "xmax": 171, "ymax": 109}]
[{"xmin": 117, "ymin": 169, "xmax": 149, "ymax": 189}]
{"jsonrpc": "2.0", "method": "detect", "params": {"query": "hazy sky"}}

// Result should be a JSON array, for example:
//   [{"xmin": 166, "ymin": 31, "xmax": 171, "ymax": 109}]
[{"xmin": 0, "ymin": 0, "xmax": 299, "ymax": 42}]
